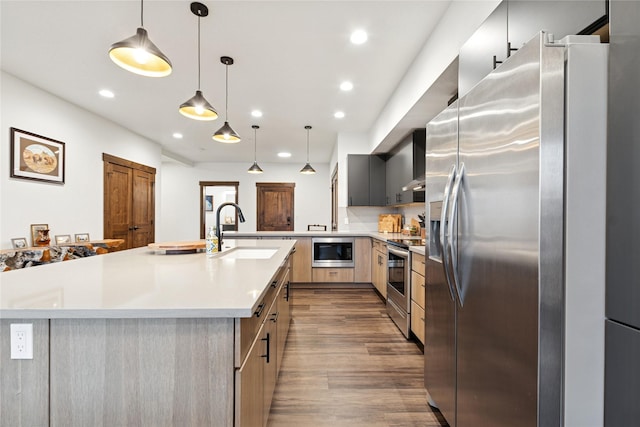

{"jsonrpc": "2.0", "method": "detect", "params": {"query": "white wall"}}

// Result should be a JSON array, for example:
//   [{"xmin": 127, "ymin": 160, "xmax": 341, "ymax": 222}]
[
  {"xmin": 158, "ymin": 161, "xmax": 331, "ymax": 241},
  {"xmin": 368, "ymin": 0, "xmax": 501, "ymax": 150},
  {"xmin": 0, "ymin": 72, "xmax": 162, "ymax": 248}
]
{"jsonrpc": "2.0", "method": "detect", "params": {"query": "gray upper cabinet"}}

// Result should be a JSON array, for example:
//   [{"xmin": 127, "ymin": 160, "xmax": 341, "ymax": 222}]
[
  {"xmin": 508, "ymin": 1, "xmax": 607, "ymax": 51},
  {"xmin": 459, "ymin": 0, "xmax": 607, "ymax": 98},
  {"xmin": 458, "ymin": 1, "xmax": 508, "ymax": 98},
  {"xmin": 385, "ymin": 129, "xmax": 425, "ymax": 206},
  {"xmin": 347, "ymin": 154, "xmax": 386, "ymax": 206}
]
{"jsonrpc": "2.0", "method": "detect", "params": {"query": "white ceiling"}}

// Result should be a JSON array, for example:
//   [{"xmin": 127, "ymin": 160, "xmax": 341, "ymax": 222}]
[{"xmin": 1, "ymin": 1, "xmax": 452, "ymax": 165}]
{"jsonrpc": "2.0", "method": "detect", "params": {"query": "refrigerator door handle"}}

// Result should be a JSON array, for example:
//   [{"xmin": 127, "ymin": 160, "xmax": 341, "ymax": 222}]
[
  {"xmin": 448, "ymin": 162, "xmax": 465, "ymax": 307},
  {"xmin": 440, "ymin": 164, "xmax": 457, "ymax": 301}
]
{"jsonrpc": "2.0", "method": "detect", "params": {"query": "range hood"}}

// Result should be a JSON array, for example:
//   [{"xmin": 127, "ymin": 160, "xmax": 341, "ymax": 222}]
[{"xmin": 402, "ymin": 174, "xmax": 425, "ymax": 191}]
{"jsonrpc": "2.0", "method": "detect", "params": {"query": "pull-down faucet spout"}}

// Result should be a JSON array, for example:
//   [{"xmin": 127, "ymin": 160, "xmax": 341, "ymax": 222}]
[{"xmin": 215, "ymin": 202, "xmax": 246, "ymax": 252}]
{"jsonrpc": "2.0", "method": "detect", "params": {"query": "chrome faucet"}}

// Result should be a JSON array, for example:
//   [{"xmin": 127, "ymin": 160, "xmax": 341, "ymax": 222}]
[{"xmin": 215, "ymin": 202, "xmax": 246, "ymax": 252}]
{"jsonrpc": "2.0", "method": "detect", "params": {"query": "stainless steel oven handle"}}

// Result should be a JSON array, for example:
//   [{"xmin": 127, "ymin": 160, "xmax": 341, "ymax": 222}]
[
  {"xmin": 387, "ymin": 246, "xmax": 409, "ymax": 258},
  {"xmin": 448, "ymin": 162, "xmax": 465, "ymax": 307},
  {"xmin": 440, "ymin": 164, "xmax": 457, "ymax": 302}
]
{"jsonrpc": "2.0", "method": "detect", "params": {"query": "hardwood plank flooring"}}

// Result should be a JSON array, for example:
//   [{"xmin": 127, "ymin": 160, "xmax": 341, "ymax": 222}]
[{"xmin": 267, "ymin": 287, "xmax": 448, "ymax": 427}]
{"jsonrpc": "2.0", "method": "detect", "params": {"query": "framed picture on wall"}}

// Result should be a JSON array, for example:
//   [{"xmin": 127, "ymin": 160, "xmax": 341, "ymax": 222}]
[
  {"xmin": 10, "ymin": 127, "xmax": 65, "ymax": 184},
  {"xmin": 205, "ymin": 195, "xmax": 213, "ymax": 211}
]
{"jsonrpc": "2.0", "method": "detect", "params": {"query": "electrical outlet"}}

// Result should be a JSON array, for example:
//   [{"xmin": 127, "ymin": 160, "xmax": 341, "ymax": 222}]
[{"xmin": 10, "ymin": 323, "xmax": 33, "ymax": 360}]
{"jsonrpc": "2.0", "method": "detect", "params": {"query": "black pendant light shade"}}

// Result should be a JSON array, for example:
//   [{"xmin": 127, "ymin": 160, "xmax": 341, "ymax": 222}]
[
  {"xmin": 248, "ymin": 125, "xmax": 264, "ymax": 174},
  {"xmin": 300, "ymin": 125, "xmax": 316, "ymax": 174},
  {"xmin": 214, "ymin": 121, "xmax": 241, "ymax": 143},
  {"xmin": 179, "ymin": 2, "xmax": 218, "ymax": 120},
  {"xmin": 109, "ymin": 1, "xmax": 172, "ymax": 77},
  {"xmin": 179, "ymin": 90, "xmax": 218, "ymax": 121},
  {"xmin": 213, "ymin": 56, "xmax": 241, "ymax": 143}
]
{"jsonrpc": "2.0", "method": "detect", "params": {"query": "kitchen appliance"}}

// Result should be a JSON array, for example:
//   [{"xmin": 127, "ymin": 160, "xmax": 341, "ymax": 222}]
[
  {"xmin": 605, "ymin": 1, "xmax": 640, "ymax": 424},
  {"xmin": 386, "ymin": 239, "xmax": 424, "ymax": 338},
  {"xmin": 424, "ymin": 33, "xmax": 607, "ymax": 427},
  {"xmin": 311, "ymin": 237, "xmax": 354, "ymax": 268}
]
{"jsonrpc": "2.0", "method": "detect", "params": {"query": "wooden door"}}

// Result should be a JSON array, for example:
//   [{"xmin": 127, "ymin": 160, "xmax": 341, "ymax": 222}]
[
  {"xmin": 103, "ymin": 154, "xmax": 155, "ymax": 250},
  {"xmin": 256, "ymin": 183, "xmax": 294, "ymax": 231}
]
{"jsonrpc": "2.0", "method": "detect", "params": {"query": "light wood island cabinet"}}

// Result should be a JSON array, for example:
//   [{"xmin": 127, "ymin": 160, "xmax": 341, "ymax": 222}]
[{"xmin": 0, "ymin": 240, "xmax": 294, "ymax": 427}]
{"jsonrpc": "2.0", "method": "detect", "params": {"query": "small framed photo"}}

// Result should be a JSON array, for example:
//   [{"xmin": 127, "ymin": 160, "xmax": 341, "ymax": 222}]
[
  {"xmin": 55, "ymin": 234, "xmax": 71, "ymax": 244},
  {"xmin": 30, "ymin": 223, "xmax": 49, "ymax": 246},
  {"xmin": 11, "ymin": 238, "xmax": 28, "ymax": 249},
  {"xmin": 205, "ymin": 195, "xmax": 213, "ymax": 211},
  {"xmin": 75, "ymin": 233, "xmax": 90, "ymax": 243},
  {"xmin": 10, "ymin": 127, "xmax": 65, "ymax": 184}
]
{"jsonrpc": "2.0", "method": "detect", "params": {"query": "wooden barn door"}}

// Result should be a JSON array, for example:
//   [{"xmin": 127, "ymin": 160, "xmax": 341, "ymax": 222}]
[
  {"xmin": 256, "ymin": 183, "xmax": 295, "ymax": 231},
  {"xmin": 103, "ymin": 154, "xmax": 156, "ymax": 250}
]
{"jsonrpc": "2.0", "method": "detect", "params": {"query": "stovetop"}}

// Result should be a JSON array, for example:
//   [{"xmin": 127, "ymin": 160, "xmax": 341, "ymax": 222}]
[{"xmin": 386, "ymin": 238, "xmax": 425, "ymax": 249}]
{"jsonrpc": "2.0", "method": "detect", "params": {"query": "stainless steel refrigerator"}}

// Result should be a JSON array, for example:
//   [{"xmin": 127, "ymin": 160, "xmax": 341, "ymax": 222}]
[
  {"xmin": 604, "ymin": 1, "xmax": 640, "ymax": 425},
  {"xmin": 424, "ymin": 32, "xmax": 608, "ymax": 427}
]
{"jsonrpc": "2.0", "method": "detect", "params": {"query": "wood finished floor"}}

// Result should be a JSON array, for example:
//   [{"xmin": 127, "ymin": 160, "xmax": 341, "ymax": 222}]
[{"xmin": 267, "ymin": 287, "xmax": 448, "ymax": 427}]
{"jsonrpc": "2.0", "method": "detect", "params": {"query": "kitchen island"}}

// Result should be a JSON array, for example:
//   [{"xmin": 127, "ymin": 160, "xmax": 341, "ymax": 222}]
[{"xmin": 0, "ymin": 239, "xmax": 295, "ymax": 427}]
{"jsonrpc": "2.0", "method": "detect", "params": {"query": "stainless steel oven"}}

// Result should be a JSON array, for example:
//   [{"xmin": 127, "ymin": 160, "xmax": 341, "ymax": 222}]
[
  {"xmin": 311, "ymin": 237, "xmax": 355, "ymax": 268},
  {"xmin": 386, "ymin": 242, "xmax": 411, "ymax": 338}
]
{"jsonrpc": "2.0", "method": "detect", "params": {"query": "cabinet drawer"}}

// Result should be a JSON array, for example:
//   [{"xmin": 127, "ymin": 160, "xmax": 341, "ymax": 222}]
[
  {"xmin": 236, "ymin": 281, "xmax": 278, "ymax": 367},
  {"xmin": 411, "ymin": 270, "xmax": 425, "ymax": 309},
  {"xmin": 411, "ymin": 253, "xmax": 425, "ymax": 274},
  {"xmin": 411, "ymin": 301, "xmax": 425, "ymax": 344},
  {"xmin": 372, "ymin": 238, "xmax": 386, "ymax": 252},
  {"xmin": 312, "ymin": 268, "xmax": 354, "ymax": 283}
]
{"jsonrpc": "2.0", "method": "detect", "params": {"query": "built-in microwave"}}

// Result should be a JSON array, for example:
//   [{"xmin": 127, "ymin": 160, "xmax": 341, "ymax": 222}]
[{"xmin": 311, "ymin": 237, "xmax": 355, "ymax": 268}]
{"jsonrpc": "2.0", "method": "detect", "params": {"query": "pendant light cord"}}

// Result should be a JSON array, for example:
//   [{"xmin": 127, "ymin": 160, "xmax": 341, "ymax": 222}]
[
  {"xmin": 224, "ymin": 64, "xmax": 229, "ymax": 120},
  {"xmin": 140, "ymin": 0, "xmax": 144, "ymax": 27},
  {"xmin": 254, "ymin": 128, "xmax": 258, "ymax": 161},
  {"xmin": 197, "ymin": 16, "xmax": 201, "ymax": 89},
  {"xmin": 306, "ymin": 129, "xmax": 310, "ymax": 162}
]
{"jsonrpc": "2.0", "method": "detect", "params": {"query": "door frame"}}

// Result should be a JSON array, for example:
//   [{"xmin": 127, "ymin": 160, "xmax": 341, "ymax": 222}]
[
  {"xmin": 331, "ymin": 164, "xmax": 338, "ymax": 231},
  {"xmin": 199, "ymin": 181, "xmax": 239, "ymax": 238}
]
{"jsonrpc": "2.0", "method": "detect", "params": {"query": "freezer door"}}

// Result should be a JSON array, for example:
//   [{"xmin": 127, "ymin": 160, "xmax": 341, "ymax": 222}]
[
  {"xmin": 424, "ymin": 101, "xmax": 458, "ymax": 426},
  {"xmin": 605, "ymin": 320, "xmax": 640, "ymax": 425},
  {"xmin": 455, "ymin": 35, "xmax": 548, "ymax": 427}
]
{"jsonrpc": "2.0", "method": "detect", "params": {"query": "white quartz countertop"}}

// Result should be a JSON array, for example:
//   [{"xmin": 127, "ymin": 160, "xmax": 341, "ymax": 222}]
[
  {"xmin": 0, "ymin": 239, "xmax": 295, "ymax": 319},
  {"xmin": 225, "ymin": 230, "xmax": 421, "ymax": 241}
]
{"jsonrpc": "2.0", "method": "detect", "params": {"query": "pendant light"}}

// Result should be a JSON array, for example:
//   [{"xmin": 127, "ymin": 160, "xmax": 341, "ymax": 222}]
[
  {"xmin": 300, "ymin": 125, "xmax": 316, "ymax": 174},
  {"xmin": 108, "ymin": 0, "xmax": 172, "ymax": 77},
  {"xmin": 179, "ymin": 2, "xmax": 218, "ymax": 121},
  {"xmin": 212, "ymin": 56, "xmax": 241, "ymax": 143},
  {"xmin": 247, "ymin": 125, "xmax": 264, "ymax": 174}
]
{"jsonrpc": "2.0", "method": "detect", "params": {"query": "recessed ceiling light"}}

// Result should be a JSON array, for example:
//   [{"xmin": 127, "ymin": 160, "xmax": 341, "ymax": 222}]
[
  {"xmin": 334, "ymin": 111, "xmax": 345, "ymax": 119},
  {"xmin": 350, "ymin": 29, "xmax": 368, "ymax": 45},
  {"xmin": 340, "ymin": 81, "xmax": 353, "ymax": 91},
  {"xmin": 99, "ymin": 89, "xmax": 115, "ymax": 98},
  {"xmin": 278, "ymin": 152, "xmax": 292, "ymax": 158},
  {"xmin": 251, "ymin": 110, "xmax": 263, "ymax": 118},
  {"xmin": 172, "ymin": 132, "xmax": 183, "ymax": 139}
]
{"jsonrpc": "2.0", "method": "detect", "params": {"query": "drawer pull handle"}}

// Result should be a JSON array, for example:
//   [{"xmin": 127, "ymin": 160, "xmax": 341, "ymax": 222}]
[
  {"xmin": 421, "ymin": 284, "xmax": 425, "ymax": 288},
  {"xmin": 254, "ymin": 303, "xmax": 265, "ymax": 318}
]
